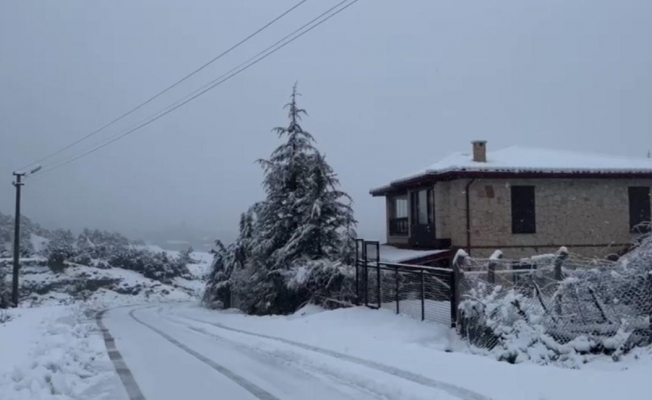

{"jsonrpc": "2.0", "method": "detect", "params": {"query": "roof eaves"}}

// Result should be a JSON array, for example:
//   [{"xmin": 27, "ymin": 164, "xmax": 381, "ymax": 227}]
[{"xmin": 370, "ymin": 169, "xmax": 652, "ymax": 196}]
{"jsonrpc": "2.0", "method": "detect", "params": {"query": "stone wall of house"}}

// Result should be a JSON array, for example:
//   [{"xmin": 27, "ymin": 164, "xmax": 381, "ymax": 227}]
[
  {"xmin": 434, "ymin": 181, "xmax": 451, "ymax": 239},
  {"xmin": 444, "ymin": 178, "xmax": 652, "ymax": 259}
]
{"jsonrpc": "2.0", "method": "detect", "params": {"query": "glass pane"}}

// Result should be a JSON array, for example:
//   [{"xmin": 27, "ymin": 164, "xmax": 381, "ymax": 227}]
[
  {"xmin": 393, "ymin": 197, "xmax": 408, "ymax": 218},
  {"xmin": 418, "ymin": 190, "xmax": 428, "ymax": 224}
]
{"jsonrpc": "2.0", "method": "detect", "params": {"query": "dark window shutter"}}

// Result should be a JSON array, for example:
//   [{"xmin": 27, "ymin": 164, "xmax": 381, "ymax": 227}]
[
  {"xmin": 511, "ymin": 186, "xmax": 536, "ymax": 234},
  {"xmin": 629, "ymin": 187, "xmax": 651, "ymax": 233}
]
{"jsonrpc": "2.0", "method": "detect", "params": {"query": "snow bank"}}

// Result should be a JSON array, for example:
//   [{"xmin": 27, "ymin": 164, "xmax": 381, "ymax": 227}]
[{"xmin": 0, "ymin": 305, "xmax": 118, "ymax": 400}]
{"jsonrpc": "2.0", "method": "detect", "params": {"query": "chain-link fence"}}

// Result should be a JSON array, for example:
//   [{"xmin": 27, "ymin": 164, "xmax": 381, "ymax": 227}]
[
  {"xmin": 456, "ymin": 247, "xmax": 652, "ymax": 356},
  {"xmin": 355, "ymin": 238, "xmax": 652, "ymax": 359}
]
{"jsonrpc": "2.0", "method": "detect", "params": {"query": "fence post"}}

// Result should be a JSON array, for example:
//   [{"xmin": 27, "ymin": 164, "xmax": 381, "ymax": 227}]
[
  {"xmin": 488, "ymin": 250, "xmax": 502, "ymax": 284},
  {"xmin": 355, "ymin": 239, "xmax": 360, "ymax": 305},
  {"xmin": 451, "ymin": 250, "xmax": 466, "ymax": 329},
  {"xmin": 376, "ymin": 256, "xmax": 381, "ymax": 309},
  {"xmin": 395, "ymin": 265, "xmax": 400, "ymax": 314},
  {"xmin": 554, "ymin": 246, "xmax": 568, "ymax": 281},
  {"xmin": 420, "ymin": 269, "xmax": 425, "ymax": 321},
  {"xmin": 363, "ymin": 242, "xmax": 369, "ymax": 307},
  {"xmin": 554, "ymin": 246, "xmax": 568, "ymax": 315}
]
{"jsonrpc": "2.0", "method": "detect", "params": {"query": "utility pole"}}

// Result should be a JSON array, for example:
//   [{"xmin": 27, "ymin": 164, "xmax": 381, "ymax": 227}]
[
  {"xmin": 11, "ymin": 165, "xmax": 41, "ymax": 307},
  {"xmin": 12, "ymin": 172, "xmax": 25, "ymax": 307}
]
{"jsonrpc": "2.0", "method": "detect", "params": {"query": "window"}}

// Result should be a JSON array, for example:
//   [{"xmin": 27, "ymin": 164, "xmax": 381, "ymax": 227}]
[
  {"xmin": 389, "ymin": 196, "xmax": 408, "ymax": 236},
  {"xmin": 410, "ymin": 188, "xmax": 434, "ymax": 225},
  {"xmin": 629, "ymin": 187, "xmax": 651, "ymax": 233},
  {"xmin": 511, "ymin": 186, "xmax": 536, "ymax": 234},
  {"xmin": 391, "ymin": 197, "xmax": 408, "ymax": 219}
]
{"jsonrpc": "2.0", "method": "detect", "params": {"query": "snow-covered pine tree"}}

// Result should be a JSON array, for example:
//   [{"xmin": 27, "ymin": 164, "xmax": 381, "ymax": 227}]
[
  {"xmin": 255, "ymin": 84, "xmax": 318, "ymax": 269},
  {"xmin": 277, "ymin": 152, "xmax": 356, "ymax": 261},
  {"xmin": 203, "ymin": 204, "xmax": 261, "ymax": 309},
  {"xmin": 340, "ymin": 199, "xmax": 358, "ymax": 265},
  {"xmin": 203, "ymin": 240, "xmax": 234, "ymax": 308},
  {"xmin": 203, "ymin": 85, "xmax": 359, "ymax": 315}
]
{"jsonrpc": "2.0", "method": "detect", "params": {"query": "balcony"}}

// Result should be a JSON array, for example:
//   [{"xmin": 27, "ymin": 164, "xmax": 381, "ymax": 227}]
[{"xmin": 389, "ymin": 218, "xmax": 409, "ymax": 236}]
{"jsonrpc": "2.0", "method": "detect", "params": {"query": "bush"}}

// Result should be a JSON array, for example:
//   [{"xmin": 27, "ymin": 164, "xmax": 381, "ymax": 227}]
[
  {"xmin": 458, "ymin": 237, "xmax": 652, "ymax": 365},
  {"xmin": 226, "ymin": 259, "xmax": 356, "ymax": 316},
  {"xmin": 0, "ymin": 262, "xmax": 10, "ymax": 309},
  {"xmin": 179, "ymin": 246, "xmax": 197, "ymax": 265},
  {"xmin": 0, "ymin": 310, "xmax": 12, "ymax": 324},
  {"xmin": 108, "ymin": 249, "xmax": 191, "ymax": 284},
  {"xmin": 47, "ymin": 252, "xmax": 69, "ymax": 274}
]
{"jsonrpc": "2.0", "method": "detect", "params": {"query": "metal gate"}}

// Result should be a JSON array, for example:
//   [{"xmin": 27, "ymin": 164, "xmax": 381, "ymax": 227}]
[{"xmin": 355, "ymin": 239, "xmax": 380, "ymax": 309}]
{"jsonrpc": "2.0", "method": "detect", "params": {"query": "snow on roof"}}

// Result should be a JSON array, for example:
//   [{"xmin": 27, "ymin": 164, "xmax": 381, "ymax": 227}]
[
  {"xmin": 363, "ymin": 245, "xmax": 448, "ymax": 264},
  {"xmin": 376, "ymin": 145, "xmax": 652, "ymax": 191}
]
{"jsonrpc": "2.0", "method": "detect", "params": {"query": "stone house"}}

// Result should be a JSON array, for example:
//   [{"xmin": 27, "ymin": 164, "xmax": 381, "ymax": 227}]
[{"xmin": 370, "ymin": 142, "xmax": 652, "ymax": 260}]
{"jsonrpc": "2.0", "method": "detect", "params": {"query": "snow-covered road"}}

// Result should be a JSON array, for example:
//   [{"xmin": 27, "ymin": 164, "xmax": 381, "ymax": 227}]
[{"xmin": 102, "ymin": 305, "xmax": 488, "ymax": 400}]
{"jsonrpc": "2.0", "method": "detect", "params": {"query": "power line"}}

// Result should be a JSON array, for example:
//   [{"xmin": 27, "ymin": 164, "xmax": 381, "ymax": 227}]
[
  {"xmin": 18, "ymin": 0, "xmax": 310, "ymax": 172},
  {"xmin": 39, "ymin": 0, "xmax": 350, "ymax": 173},
  {"xmin": 32, "ymin": 0, "xmax": 360, "ymax": 179}
]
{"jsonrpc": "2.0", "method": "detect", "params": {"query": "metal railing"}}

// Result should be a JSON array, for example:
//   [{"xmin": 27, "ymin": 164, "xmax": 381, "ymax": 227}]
[
  {"xmin": 355, "ymin": 239, "xmax": 455, "ymax": 326},
  {"xmin": 388, "ymin": 218, "xmax": 409, "ymax": 236}
]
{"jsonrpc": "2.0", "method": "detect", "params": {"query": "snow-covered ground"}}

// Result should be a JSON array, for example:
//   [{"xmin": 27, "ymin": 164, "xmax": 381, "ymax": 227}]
[
  {"xmin": 2, "ymin": 241, "xmax": 650, "ymax": 400},
  {"xmin": 0, "ymin": 305, "xmax": 124, "ymax": 400},
  {"xmin": 163, "ymin": 304, "xmax": 651, "ymax": 400},
  {"xmin": 6, "ymin": 250, "xmax": 213, "ymax": 307},
  {"xmin": 1, "ymin": 300, "xmax": 650, "ymax": 399}
]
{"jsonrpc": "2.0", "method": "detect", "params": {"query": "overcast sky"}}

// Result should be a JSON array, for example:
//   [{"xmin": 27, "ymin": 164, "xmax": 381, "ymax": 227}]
[{"xmin": 1, "ymin": 0, "xmax": 651, "ymax": 244}]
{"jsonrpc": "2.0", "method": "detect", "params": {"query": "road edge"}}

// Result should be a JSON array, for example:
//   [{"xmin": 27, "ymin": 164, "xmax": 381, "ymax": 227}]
[{"xmin": 96, "ymin": 309, "xmax": 147, "ymax": 400}]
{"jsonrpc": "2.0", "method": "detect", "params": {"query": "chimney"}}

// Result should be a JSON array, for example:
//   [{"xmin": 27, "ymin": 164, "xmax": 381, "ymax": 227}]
[{"xmin": 472, "ymin": 141, "xmax": 487, "ymax": 162}]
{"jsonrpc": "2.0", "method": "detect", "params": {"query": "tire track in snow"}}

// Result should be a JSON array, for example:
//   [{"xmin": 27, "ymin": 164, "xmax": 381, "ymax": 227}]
[
  {"xmin": 175, "ymin": 313, "xmax": 492, "ymax": 400},
  {"xmin": 162, "ymin": 314, "xmax": 418, "ymax": 400},
  {"xmin": 128, "ymin": 308, "xmax": 281, "ymax": 400},
  {"xmin": 96, "ymin": 309, "xmax": 147, "ymax": 400}
]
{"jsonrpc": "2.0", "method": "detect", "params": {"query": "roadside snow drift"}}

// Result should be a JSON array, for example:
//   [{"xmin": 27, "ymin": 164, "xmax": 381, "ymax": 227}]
[{"xmin": 0, "ymin": 305, "xmax": 124, "ymax": 400}]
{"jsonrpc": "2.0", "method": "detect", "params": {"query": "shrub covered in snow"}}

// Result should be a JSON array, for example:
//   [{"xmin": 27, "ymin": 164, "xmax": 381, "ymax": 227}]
[
  {"xmin": 458, "ymin": 235, "xmax": 652, "ymax": 365},
  {"xmin": 179, "ymin": 246, "xmax": 197, "ymax": 265},
  {"xmin": 0, "ymin": 309, "xmax": 11, "ymax": 324},
  {"xmin": 44, "ymin": 229, "xmax": 76, "ymax": 273},
  {"xmin": 0, "ymin": 211, "xmax": 50, "ymax": 258},
  {"xmin": 0, "ymin": 262, "xmax": 10, "ymax": 309},
  {"xmin": 75, "ymin": 228, "xmax": 131, "ymax": 260},
  {"xmin": 38, "ymin": 227, "xmax": 192, "ymax": 285},
  {"xmin": 108, "ymin": 248, "xmax": 191, "ymax": 284}
]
